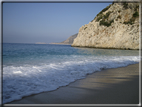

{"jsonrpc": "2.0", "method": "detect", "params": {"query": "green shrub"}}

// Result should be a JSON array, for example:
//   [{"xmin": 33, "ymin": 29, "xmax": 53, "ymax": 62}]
[
  {"xmin": 123, "ymin": 2, "xmax": 128, "ymax": 9},
  {"xmin": 104, "ymin": 11, "xmax": 111, "ymax": 19},
  {"xmin": 100, "ymin": 19, "xmax": 114, "ymax": 27},
  {"xmin": 134, "ymin": 5, "xmax": 139, "ymax": 11},
  {"xmin": 133, "ymin": 11, "xmax": 139, "ymax": 17},
  {"xmin": 123, "ymin": 17, "xmax": 135, "ymax": 25},
  {"xmin": 123, "ymin": 21, "xmax": 133, "ymax": 25},
  {"xmin": 91, "ymin": 4, "xmax": 111, "ymax": 22},
  {"xmin": 96, "ymin": 15, "xmax": 103, "ymax": 21},
  {"xmin": 95, "ymin": 11, "xmax": 111, "ymax": 22},
  {"xmin": 123, "ymin": 11, "xmax": 139, "ymax": 25},
  {"xmin": 112, "ymin": 1, "xmax": 115, "ymax": 4},
  {"xmin": 110, "ymin": 20, "xmax": 114, "ymax": 24},
  {"xmin": 96, "ymin": 4, "xmax": 111, "ymax": 17},
  {"xmin": 84, "ymin": 27, "xmax": 87, "ymax": 30},
  {"xmin": 130, "ymin": 17, "xmax": 136, "ymax": 22}
]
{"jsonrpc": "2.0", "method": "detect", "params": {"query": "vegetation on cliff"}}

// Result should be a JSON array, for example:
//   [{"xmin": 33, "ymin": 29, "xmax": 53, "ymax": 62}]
[
  {"xmin": 92, "ymin": 2, "xmax": 139, "ymax": 27},
  {"xmin": 91, "ymin": 4, "xmax": 112, "ymax": 22}
]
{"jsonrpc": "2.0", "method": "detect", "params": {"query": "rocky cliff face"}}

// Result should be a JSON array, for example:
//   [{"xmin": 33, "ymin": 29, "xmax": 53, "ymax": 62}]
[{"xmin": 72, "ymin": 2, "xmax": 140, "ymax": 50}]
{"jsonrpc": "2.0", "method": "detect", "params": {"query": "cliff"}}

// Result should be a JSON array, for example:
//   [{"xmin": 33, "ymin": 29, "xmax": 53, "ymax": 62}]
[
  {"xmin": 72, "ymin": 2, "xmax": 140, "ymax": 50},
  {"xmin": 51, "ymin": 33, "xmax": 77, "ymax": 45},
  {"xmin": 60, "ymin": 33, "xmax": 78, "ymax": 44}
]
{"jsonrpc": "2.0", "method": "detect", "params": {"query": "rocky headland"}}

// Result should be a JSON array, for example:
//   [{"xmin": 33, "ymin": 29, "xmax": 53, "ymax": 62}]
[
  {"xmin": 51, "ymin": 33, "xmax": 78, "ymax": 45},
  {"xmin": 72, "ymin": 2, "xmax": 140, "ymax": 50},
  {"xmin": 60, "ymin": 33, "xmax": 78, "ymax": 44}
]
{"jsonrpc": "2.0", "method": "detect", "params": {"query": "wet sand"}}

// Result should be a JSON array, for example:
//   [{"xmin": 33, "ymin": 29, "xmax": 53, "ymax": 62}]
[{"xmin": 5, "ymin": 63, "xmax": 140, "ymax": 105}]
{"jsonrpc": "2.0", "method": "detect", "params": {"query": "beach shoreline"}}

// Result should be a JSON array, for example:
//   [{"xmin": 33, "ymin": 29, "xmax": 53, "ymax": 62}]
[{"xmin": 4, "ymin": 62, "xmax": 140, "ymax": 106}]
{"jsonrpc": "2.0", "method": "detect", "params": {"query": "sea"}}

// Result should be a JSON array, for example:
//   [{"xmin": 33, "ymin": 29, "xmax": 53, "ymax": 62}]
[{"xmin": 2, "ymin": 43, "xmax": 140, "ymax": 104}]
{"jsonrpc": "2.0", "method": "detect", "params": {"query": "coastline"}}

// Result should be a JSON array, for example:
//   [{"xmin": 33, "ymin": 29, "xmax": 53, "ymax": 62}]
[
  {"xmin": 5, "ymin": 62, "xmax": 140, "ymax": 105},
  {"xmin": 71, "ymin": 45, "xmax": 140, "ymax": 50},
  {"xmin": 49, "ymin": 43, "xmax": 72, "ymax": 45}
]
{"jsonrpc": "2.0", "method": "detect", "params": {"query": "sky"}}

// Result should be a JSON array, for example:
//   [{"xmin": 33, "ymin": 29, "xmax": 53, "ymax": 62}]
[{"xmin": 3, "ymin": 2, "xmax": 112, "ymax": 44}]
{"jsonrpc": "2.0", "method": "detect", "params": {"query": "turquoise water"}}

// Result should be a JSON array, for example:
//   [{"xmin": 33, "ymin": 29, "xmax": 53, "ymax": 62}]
[
  {"xmin": 3, "ymin": 43, "xmax": 140, "ymax": 104},
  {"xmin": 3, "ymin": 43, "xmax": 139, "ymax": 66}
]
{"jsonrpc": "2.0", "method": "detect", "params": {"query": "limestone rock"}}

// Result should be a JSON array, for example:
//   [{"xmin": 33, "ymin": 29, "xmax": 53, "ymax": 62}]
[{"xmin": 72, "ymin": 2, "xmax": 140, "ymax": 50}]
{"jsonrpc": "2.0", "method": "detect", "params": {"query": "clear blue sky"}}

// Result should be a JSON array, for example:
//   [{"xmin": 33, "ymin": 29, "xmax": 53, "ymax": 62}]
[{"xmin": 3, "ymin": 2, "xmax": 112, "ymax": 43}]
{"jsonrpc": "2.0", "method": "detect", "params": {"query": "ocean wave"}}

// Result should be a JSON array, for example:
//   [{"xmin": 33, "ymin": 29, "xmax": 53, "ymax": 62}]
[{"xmin": 3, "ymin": 56, "xmax": 140, "ymax": 104}]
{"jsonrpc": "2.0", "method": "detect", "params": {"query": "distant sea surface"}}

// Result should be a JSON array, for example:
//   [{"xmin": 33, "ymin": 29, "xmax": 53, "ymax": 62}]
[{"xmin": 3, "ymin": 43, "xmax": 140, "ymax": 104}]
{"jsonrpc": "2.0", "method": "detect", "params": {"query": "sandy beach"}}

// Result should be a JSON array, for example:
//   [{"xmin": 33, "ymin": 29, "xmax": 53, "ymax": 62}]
[{"xmin": 4, "ymin": 62, "xmax": 140, "ymax": 106}]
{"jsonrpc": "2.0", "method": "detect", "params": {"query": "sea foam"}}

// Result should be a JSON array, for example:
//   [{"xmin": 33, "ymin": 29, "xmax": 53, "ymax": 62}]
[{"xmin": 3, "ymin": 55, "xmax": 140, "ymax": 104}]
